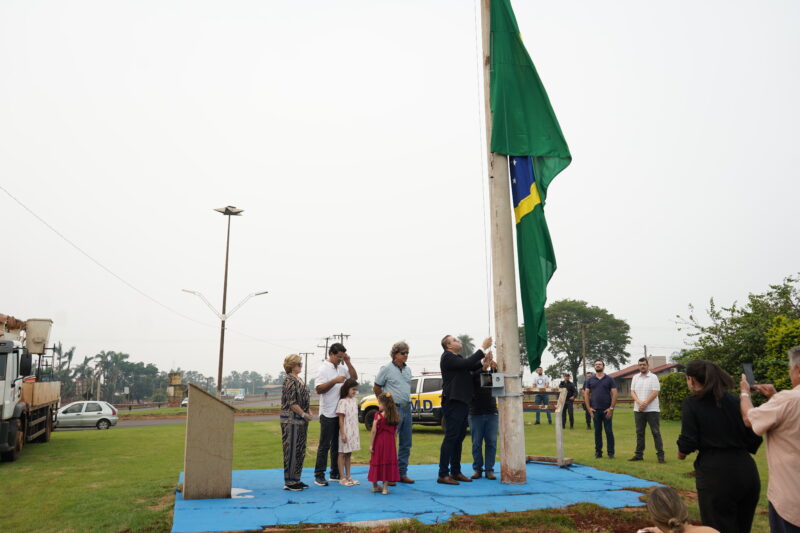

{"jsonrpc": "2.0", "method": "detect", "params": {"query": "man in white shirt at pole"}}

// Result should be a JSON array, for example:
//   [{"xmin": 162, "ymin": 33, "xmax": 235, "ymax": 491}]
[
  {"xmin": 628, "ymin": 357, "xmax": 665, "ymax": 463},
  {"xmin": 313, "ymin": 343, "xmax": 358, "ymax": 486},
  {"xmin": 533, "ymin": 367, "xmax": 551, "ymax": 425}
]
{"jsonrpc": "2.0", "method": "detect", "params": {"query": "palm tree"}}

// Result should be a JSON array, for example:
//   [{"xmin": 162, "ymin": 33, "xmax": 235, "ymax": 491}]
[
  {"xmin": 93, "ymin": 351, "xmax": 113, "ymax": 401},
  {"xmin": 52, "ymin": 342, "xmax": 77, "ymax": 399},
  {"xmin": 71, "ymin": 356, "xmax": 95, "ymax": 400},
  {"xmin": 457, "ymin": 334, "xmax": 475, "ymax": 357},
  {"xmin": 105, "ymin": 351, "xmax": 129, "ymax": 403}
]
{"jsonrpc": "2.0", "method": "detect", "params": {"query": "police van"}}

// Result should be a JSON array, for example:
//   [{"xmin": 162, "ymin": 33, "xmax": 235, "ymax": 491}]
[{"xmin": 358, "ymin": 372, "xmax": 444, "ymax": 431}]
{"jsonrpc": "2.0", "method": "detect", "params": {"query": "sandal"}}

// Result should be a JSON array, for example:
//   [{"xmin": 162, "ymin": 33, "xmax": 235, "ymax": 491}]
[
  {"xmin": 348, "ymin": 478, "xmax": 360, "ymax": 485},
  {"xmin": 341, "ymin": 479, "xmax": 354, "ymax": 487},
  {"xmin": 382, "ymin": 485, "xmax": 389, "ymax": 495},
  {"xmin": 372, "ymin": 486, "xmax": 381, "ymax": 493}
]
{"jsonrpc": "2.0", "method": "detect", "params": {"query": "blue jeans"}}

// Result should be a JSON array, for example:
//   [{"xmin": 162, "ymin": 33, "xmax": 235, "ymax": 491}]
[
  {"xmin": 593, "ymin": 409, "xmax": 615, "ymax": 457},
  {"xmin": 535, "ymin": 394, "xmax": 552, "ymax": 423},
  {"xmin": 469, "ymin": 413, "xmax": 498, "ymax": 473},
  {"xmin": 397, "ymin": 403, "xmax": 413, "ymax": 477}
]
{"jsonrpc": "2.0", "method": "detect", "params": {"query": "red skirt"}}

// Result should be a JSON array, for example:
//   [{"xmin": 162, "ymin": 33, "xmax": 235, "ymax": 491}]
[{"xmin": 368, "ymin": 432, "xmax": 399, "ymax": 482}]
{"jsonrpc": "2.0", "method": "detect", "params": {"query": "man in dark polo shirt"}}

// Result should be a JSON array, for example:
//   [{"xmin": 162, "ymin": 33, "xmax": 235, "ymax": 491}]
[
  {"xmin": 437, "ymin": 334, "xmax": 492, "ymax": 485},
  {"xmin": 583, "ymin": 360, "xmax": 617, "ymax": 459},
  {"xmin": 469, "ymin": 355, "xmax": 498, "ymax": 480}
]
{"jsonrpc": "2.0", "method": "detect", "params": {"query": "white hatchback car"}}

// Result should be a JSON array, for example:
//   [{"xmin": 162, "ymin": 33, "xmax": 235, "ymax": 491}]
[{"xmin": 56, "ymin": 401, "xmax": 119, "ymax": 430}]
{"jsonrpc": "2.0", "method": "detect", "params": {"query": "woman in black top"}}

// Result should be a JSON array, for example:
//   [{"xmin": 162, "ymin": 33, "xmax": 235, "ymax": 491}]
[{"xmin": 677, "ymin": 360, "xmax": 761, "ymax": 533}]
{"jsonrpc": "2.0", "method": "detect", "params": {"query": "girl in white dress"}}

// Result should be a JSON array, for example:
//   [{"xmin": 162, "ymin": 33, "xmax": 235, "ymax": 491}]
[{"xmin": 336, "ymin": 379, "xmax": 361, "ymax": 486}]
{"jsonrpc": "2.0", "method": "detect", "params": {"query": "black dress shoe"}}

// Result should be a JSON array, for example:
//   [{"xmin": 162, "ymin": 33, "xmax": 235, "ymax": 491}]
[
  {"xmin": 437, "ymin": 476, "xmax": 459, "ymax": 485},
  {"xmin": 628, "ymin": 456, "xmax": 643, "ymax": 461}
]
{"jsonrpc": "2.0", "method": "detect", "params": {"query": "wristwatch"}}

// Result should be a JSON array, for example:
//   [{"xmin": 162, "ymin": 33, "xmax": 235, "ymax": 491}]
[{"xmin": 740, "ymin": 392, "xmax": 751, "ymax": 397}]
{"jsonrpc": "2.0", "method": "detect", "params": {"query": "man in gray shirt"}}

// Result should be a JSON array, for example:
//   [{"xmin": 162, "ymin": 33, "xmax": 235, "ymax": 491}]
[{"xmin": 374, "ymin": 341, "xmax": 415, "ymax": 484}]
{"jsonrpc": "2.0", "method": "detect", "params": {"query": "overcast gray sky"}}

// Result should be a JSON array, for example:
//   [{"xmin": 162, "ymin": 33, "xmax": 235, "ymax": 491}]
[{"xmin": 2, "ymin": 0, "xmax": 798, "ymax": 385}]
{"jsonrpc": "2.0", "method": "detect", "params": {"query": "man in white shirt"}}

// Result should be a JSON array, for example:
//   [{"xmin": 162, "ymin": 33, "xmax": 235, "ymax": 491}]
[
  {"xmin": 533, "ymin": 367, "xmax": 551, "ymax": 425},
  {"xmin": 628, "ymin": 357, "xmax": 665, "ymax": 463},
  {"xmin": 313, "ymin": 343, "xmax": 358, "ymax": 485}
]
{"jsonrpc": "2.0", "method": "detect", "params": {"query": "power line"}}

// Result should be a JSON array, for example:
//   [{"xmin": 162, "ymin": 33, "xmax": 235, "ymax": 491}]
[
  {"xmin": 1, "ymin": 184, "xmax": 304, "ymax": 353},
  {"xmin": 0, "ymin": 184, "xmax": 214, "ymax": 329}
]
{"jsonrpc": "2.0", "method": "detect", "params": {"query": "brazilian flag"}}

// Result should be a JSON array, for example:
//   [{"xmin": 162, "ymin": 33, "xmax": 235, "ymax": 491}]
[{"xmin": 490, "ymin": 0, "xmax": 571, "ymax": 369}]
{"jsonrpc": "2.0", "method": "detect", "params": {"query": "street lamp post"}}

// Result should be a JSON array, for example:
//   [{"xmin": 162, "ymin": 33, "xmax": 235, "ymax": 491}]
[
  {"xmin": 183, "ymin": 205, "xmax": 268, "ymax": 396},
  {"xmin": 216, "ymin": 206, "xmax": 241, "ymax": 397}
]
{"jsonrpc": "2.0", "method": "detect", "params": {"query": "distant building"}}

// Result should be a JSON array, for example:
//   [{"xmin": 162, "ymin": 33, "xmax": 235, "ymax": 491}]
[
  {"xmin": 257, "ymin": 384, "xmax": 283, "ymax": 397},
  {"xmin": 609, "ymin": 356, "xmax": 685, "ymax": 396}
]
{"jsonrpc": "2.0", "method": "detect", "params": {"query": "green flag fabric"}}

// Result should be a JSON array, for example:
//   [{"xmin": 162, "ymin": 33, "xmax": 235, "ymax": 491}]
[{"xmin": 490, "ymin": 0, "xmax": 571, "ymax": 369}]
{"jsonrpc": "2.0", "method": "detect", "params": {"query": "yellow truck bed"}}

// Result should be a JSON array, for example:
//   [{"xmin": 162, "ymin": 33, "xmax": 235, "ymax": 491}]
[{"xmin": 21, "ymin": 381, "xmax": 61, "ymax": 408}]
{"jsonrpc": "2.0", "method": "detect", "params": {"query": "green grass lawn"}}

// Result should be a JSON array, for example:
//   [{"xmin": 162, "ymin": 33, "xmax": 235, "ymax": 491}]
[{"xmin": 1, "ymin": 409, "xmax": 771, "ymax": 533}]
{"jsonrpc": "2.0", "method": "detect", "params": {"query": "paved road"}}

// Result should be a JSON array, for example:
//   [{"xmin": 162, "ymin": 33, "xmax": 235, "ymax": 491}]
[
  {"xmin": 55, "ymin": 414, "xmax": 281, "ymax": 431},
  {"xmin": 118, "ymin": 398, "xmax": 282, "ymax": 413}
]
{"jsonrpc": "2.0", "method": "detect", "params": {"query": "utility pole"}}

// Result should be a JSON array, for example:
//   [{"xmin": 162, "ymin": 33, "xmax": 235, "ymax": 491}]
[
  {"xmin": 318, "ymin": 336, "xmax": 331, "ymax": 361},
  {"xmin": 481, "ymin": 0, "xmax": 525, "ymax": 485},
  {"xmin": 581, "ymin": 324, "xmax": 589, "ymax": 379},
  {"xmin": 331, "ymin": 333, "xmax": 351, "ymax": 345},
  {"xmin": 644, "ymin": 345, "xmax": 648, "ymax": 359},
  {"xmin": 298, "ymin": 352, "xmax": 314, "ymax": 383}
]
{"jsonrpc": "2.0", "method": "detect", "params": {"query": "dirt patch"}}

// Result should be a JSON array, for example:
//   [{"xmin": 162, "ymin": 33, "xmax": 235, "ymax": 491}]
[
  {"xmin": 565, "ymin": 505, "xmax": 650, "ymax": 533},
  {"xmin": 148, "ymin": 492, "xmax": 174, "ymax": 512},
  {"xmin": 257, "ymin": 504, "xmax": 654, "ymax": 533}
]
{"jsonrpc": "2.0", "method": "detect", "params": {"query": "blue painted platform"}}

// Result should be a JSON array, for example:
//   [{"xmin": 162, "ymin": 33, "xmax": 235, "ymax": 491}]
[{"xmin": 172, "ymin": 463, "xmax": 659, "ymax": 532}]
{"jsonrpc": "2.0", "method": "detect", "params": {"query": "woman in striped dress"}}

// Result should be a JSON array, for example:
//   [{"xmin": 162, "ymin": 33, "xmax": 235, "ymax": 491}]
[{"xmin": 280, "ymin": 354, "xmax": 312, "ymax": 491}]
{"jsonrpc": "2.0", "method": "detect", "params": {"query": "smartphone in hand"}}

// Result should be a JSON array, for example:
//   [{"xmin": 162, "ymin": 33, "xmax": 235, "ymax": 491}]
[{"xmin": 742, "ymin": 362, "xmax": 757, "ymax": 392}]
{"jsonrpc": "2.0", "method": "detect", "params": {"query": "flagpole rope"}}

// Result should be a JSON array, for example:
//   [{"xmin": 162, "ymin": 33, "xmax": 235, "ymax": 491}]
[{"xmin": 473, "ymin": 0, "xmax": 494, "ymax": 338}]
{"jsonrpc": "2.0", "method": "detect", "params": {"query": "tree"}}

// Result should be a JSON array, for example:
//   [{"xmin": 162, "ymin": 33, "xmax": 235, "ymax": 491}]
[
  {"xmin": 544, "ymin": 299, "xmax": 631, "ymax": 382},
  {"xmin": 72, "ymin": 355, "xmax": 96, "ymax": 400},
  {"xmin": 762, "ymin": 316, "xmax": 800, "ymax": 391},
  {"xmin": 659, "ymin": 372, "xmax": 689, "ymax": 421},
  {"xmin": 457, "ymin": 334, "xmax": 475, "ymax": 357},
  {"xmin": 53, "ymin": 342, "xmax": 77, "ymax": 400},
  {"xmin": 678, "ymin": 275, "xmax": 800, "ymax": 381},
  {"xmin": 106, "ymin": 351, "xmax": 129, "ymax": 401}
]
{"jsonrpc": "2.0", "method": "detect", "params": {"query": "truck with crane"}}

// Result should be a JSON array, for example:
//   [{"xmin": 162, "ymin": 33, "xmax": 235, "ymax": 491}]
[{"xmin": 0, "ymin": 314, "xmax": 60, "ymax": 462}]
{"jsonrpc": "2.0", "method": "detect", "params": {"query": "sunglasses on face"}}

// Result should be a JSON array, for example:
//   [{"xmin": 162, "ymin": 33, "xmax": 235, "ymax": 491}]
[{"xmin": 399, "ymin": 351, "xmax": 409, "ymax": 355}]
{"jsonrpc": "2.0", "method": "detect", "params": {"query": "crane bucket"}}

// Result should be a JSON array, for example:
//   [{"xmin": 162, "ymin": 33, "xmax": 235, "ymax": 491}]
[{"xmin": 24, "ymin": 319, "xmax": 53, "ymax": 355}]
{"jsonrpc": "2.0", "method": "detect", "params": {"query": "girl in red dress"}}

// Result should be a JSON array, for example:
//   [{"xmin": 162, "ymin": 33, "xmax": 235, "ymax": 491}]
[{"xmin": 368, "ymin": 392, "xmax": 400, "ymax": 494}]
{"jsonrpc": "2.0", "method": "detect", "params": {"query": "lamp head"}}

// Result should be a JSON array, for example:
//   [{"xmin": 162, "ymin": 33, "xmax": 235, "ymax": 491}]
[{"xmin": 214, "ymin": 206, "xmax": 244, "ymax": 216}]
